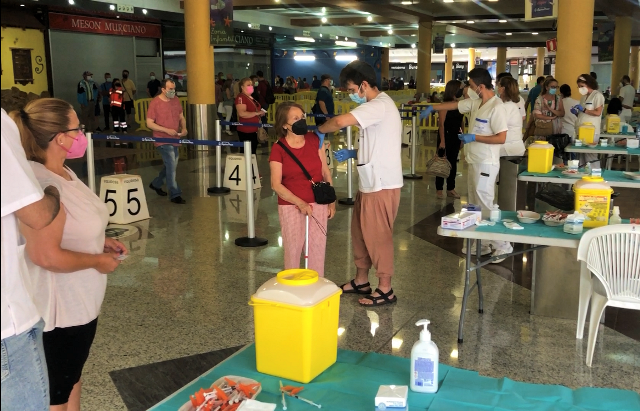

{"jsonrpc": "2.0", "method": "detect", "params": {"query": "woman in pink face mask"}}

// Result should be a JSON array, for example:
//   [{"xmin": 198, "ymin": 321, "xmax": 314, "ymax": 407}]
[
  {"xmin": 10, "ymin": 98, "xmax": 127, "ymax": 410},
  {"xmin": 234, "ymin": 77, "xmax": 264, "ymax": 154}
]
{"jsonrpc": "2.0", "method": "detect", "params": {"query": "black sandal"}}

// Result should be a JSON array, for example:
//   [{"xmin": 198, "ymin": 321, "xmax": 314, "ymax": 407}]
[
  {"xmin": 358, "ymin": 288, "xmax": 398, "ymax": 307},
  {"xmin": 340, "ymin": 279, "xmax": 372, "ymax": 295}
]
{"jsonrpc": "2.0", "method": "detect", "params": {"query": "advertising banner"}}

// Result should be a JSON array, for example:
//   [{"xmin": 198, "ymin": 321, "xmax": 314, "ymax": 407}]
[
  {"xmin": 525, "ymin": 0, "xmax": 558, "ymax": 21},
  {"xmin": 597, "ymin": 23, "xmax": 614, "ymax": 62},
  {"xmin": 210, "ymin": 0, "xmax": 234, "ymax": 45}
]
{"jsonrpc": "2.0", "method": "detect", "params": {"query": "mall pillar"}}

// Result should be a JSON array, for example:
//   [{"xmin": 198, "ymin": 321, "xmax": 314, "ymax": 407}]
[
  {"xmin": 555, "ymin": 0, "xmax": 594, "ymax": 88},
  {"xmin": 468, "ymin": 48, "xmax": 476, "ymax": 72},
  {"xmin": 416, "ymin": 21, "xmax": 433, "ymax": 96},
  {"xmin": 184, "ymin": 0, "xmax": 216, "ymax": 145},
  {"xmin": 496, "ymin": 47, "xmax": 507, "ymax": 75},
  {"xmin": 445, "ymin": 48, "xmax": 453, "ymax": 83},
  {"xmin": 631, "ymin": 46, "xmax": 640, "ymax": 88},
  {"xmin": 611, "ymin": 16, "xmax": 632, "ymax": 93},
  {"xmin": 382, "ymin": 48, "xmax": 390, "ymax": 83},
  {"xmin": 537, "ymin": 47, "xmax": 545, "ymax": 77}
]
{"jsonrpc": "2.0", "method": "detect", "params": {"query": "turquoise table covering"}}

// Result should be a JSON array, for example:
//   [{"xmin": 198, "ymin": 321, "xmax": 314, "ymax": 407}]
[
  {"xmin": 473, "ymin": 212, "xmax": 587, "ymax": 241},
  {"xmin": 518, "ymin": 169, "xmax": 639, "ymax": 185},
  {"xmin": 566, "ymin": 144, "xmax": 640, "ymax": 156},
  {"xmin": 149, "ymin": 344, "xmax": 640, "ymax": 411}
]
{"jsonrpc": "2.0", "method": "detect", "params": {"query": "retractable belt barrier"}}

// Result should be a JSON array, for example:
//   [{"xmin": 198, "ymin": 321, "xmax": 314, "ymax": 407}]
[
  {"xmin": 398, "ymin": 106, "xmax": 422, "ymax": 180},
  {"xmin": 86, "ymin": 132, "xmax": 267, "ymax": 248}
]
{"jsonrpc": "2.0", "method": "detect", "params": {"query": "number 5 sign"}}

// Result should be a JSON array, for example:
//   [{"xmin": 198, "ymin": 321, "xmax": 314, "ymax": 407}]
[{"xmin": 99, "ymin": 174, "xmax": 150, "ymax": 224}]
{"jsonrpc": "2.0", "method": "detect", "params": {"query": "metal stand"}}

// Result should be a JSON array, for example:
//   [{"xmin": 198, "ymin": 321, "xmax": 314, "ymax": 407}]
[
  {"xmin": 208, "ymin": 120, "xmax": 231, "ymax": 195},
  {"xmin": 235, "ymin": 141, "xmax": 268, "ymax": 248},
  {"xmin": 86, "ymin": 132, "xmax": 96, "ymax": 193},
  {"xmin": 339, "ymin": 126, "xmax": 355, "ymax": 205},
  {"xmin": 403, "ymin": 114, "xmax": 422, "ymax": 179}
]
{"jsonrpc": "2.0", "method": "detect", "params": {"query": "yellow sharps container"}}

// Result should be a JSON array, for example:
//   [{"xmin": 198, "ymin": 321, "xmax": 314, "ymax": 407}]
[
  {"xmin": 251, "ymin": 269, "xmax": 342, "ymax": 383},
  {"xmin": 605, "ymin": 114, "xmax": 620, "ymax": 134},
  {"xmin": 527, "ymin": 141, "xmax": 554, "ymax": 173},
  {"xmin": 573, "ymin": 176, "xmax": 613, "ymax": 227},
  {"xmin": 578, "ymin": 123, "xmax": 596, "ymax": 144}
]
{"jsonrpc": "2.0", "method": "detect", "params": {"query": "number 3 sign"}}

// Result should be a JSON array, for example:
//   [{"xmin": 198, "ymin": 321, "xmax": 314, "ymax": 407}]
[{"xmin": 99, "ymin": 174, "xmax": 150, "ymax": 224}]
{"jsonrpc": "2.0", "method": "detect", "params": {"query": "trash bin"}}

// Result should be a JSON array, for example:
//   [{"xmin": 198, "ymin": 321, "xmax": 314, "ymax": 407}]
[
  {"xmin": 251, "ymin": 269, "xmax": 342, "ymax": 383},
  {"xmin": 498, "ymin": 156, "xmax": 528, "ymax": 211}
]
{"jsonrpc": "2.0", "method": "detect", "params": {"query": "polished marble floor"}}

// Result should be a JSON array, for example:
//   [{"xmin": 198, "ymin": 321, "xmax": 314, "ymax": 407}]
[{"xmin": 65, "ymin": 133, "xmax": 639, "ymax": 410}]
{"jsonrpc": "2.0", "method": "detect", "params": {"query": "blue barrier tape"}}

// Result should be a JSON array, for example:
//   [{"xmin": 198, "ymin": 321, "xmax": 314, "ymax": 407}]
[
  {"xmin": 220, "ymin": 121, "xmax": 273, "ymax": 128},
  {"xmin": 306, "ymin": 113, "xmax": 335, "ymax": 118},
  {"xmin": 91, "ymin": 133, "xmax": 245, "ymax": 147}
]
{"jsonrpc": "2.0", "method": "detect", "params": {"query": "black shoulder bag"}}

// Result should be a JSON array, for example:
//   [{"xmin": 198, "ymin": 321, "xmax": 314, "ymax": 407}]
[{"xmin": 277, "ymin": 141, "xmax": 336, "ymax": 205}]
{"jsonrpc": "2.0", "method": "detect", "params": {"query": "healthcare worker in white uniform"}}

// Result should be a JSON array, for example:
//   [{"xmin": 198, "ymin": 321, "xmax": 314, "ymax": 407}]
[
  {"xmin": 421, "ymin": 68, "xmax": 511, "ymax": 262},
  {"xmin": 570, "ymin": 74, "xmax": 604, "ymax": 169},
  {"xmin": 497, "ymin": 76, "xmax": 526, "ymax": 156},
  {"xmin": 617, "ymin": 75, "xmax": 635, "ymax": 124}
]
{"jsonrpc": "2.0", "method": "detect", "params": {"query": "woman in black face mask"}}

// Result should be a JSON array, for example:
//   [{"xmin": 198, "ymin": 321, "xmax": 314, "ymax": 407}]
[
  {"xmin": 435, "ymin": 79, "xmax": 464, "ymax": 199},
  {"xmin": 269, "ymin": 102, "xmax": 335, "ymax": 277}
]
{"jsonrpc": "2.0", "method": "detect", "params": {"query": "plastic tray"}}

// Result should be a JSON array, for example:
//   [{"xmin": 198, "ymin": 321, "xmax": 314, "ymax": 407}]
[{"xmin": 178, "ymin": 375, "xmax": 262, "ymax": 411}]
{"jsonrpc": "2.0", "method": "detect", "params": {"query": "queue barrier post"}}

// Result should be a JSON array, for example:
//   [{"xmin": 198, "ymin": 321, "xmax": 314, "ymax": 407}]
[
  {"xmin": 86, "ymin": 132, "xmax": 97, "ymax": 193},
  {"xmin": 338, "ymin": 126, "xmax": 355, "ymax": 205},
  {"xmin": 403, "ymin": 113, "xmax": 423, "ymax": 180},
  {"xmin": 235, "ymin": 140, "xmax": 268, "ymax": 248},
  {"xmin": 207, "ymin": 119, "xmax": 231, "ymax": 195}
]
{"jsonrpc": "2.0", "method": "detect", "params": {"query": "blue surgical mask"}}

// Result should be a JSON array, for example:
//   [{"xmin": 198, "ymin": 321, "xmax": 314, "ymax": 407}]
[
  {"xmin": 549, "ymin": 88, "xmax": 557, "ymax": 95},
  {"xmin": 349, "ymin": 84, "xmax": 367, "ymax": 104}
]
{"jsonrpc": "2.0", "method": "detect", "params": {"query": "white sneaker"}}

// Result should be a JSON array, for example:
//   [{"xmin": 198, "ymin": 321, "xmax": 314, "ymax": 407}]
[
  {"xmin": 490, "ymin": 245, "xmax": 514, "ymax": 264},
  {"xmin": 461, "ymin": 241, "xmax": 492, "ymax": 256}
]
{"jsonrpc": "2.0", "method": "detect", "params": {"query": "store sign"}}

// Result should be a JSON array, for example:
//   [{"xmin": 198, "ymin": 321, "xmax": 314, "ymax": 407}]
[
  {"xmin": 234, "ymin": 32, "xmax": 272, "ymax": 48},
  {"xmin": 210, "ymin": 0, "xmax": 234, "ymax": 46},
  {"xmin": 454, "ymin": 63, "xmax": 465, "ymax": 69},
  {"xmin": 389, "ymin": 63, "xmax": 418, "ymax": 70},
  {"xmin": 48, "ymin": 13, "xmax": 161, "ymax": 38},
  {"xmin": 117, "ymin": 4, "xmax": 134, "ymax": 13},
  {"xmin": 525, "ymin": 0, "xmax": 557, "ymax": 21}
]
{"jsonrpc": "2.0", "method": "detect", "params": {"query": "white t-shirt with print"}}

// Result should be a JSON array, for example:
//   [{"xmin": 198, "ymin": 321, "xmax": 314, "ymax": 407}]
[
  {"xmin": 1, "ymin": 110, "xmax": 44, "ymax": 340},
  {"xmin": 458, "ymin": 96, "xmax": 508, "ymax": 165},
  {"xmin": 500, "ymin": 101, "xmax": 525, "ymax": 157},
  {"xmin": 349, "ymin": 92, "xmax": 403, "ymax": 193},
  {"xmin": 576, "ymin": 90, "xmax": 605, "ymax": 135}
]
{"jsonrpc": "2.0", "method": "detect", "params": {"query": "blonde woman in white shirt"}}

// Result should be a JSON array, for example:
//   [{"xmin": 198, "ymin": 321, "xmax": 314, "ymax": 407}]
[
  {"xmin": 497, "ymin": 76, "xmax": 525, "ymax": 157},
  {"xmin": 11, "ymin": 98, "xmax": 127, "ymax": 411}
]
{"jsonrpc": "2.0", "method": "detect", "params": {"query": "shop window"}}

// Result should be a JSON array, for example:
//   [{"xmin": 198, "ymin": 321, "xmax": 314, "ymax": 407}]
[{"xmin": 11, "ymin": 48, "xmax": 34, "ymax": 85}]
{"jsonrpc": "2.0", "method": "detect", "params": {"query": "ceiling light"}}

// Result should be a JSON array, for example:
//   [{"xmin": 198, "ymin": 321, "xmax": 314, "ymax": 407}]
[
  {"xmin": 294, "ymin": 36, "xmax": 316, "ymax": 42},
  {"xmin": 411, "ymin": 43, "xmax": 416, "ymax": 48},
  {"xmin": 20, "ymin": 3, "xmax": 25, "ymax": 6},
  {"xmin": 319, "ymin": 33, "xmax": 323, "ymax": 37},
  {"xmin": 380, "ymin": 42, "xmax": 384, "ymax": 45},
  {"xmin": 466, "ymin": 20, "xmax": 474, "ymax": 24},
  {"xmin": 335, "ymin": 35, "xmax": 339, "ymax": 39},
  {"xmin": 532, "ymin": 32, "xmax": 538, "ymax": 35},
  {"xmin": 248, "ymin": 23, "xmax": 252, "ymax": 28},
  {"xmin": 275, "ymin": 0, "xmax": 280, "ymax": 2},
  {"xmin": 321, "ymin": 7, "xmax": 326, "ymax": 13},
  {"xmin": 68, "ymin": 0, "xmax": 74, "ymax": 4},
  {"xmin": 269, "ymin": 26, "xmax": 272, "ymax": 31},
  {"xmin": 109, "ymin": 4, "xmax": 115, "ymax": 10},
  {"xmin": 321, "ymin": 17, "xmax": 327, "ymax": 23},
  {"xmin": 444, "ymin": 0, "xmax": 454, "ymax": 2},
  {"xmin": 142, "ymin": 8, "xmax": 147, "ymax": 14},
  {"xmin": 388, "ymin": 29, "xmax": 393, "ymax": 34},
  {"xmin": 499, "ymin": 19, "xmax": 507, "ymax": 23},
  {"xmin": 411, "ymin": 34, "xmax": 416, "ymax": 37},
  {"xmin": 294, "ymin": 55, "xmax": 316, "ymax": 61},
  {"xmin": 451, "ymin": 43, "xmax": 456, "ymax": 47},
  {"xmin": 345, "ymin": 37, "xmax": 348, "ymax": 41},
  {"xmin": 367, "ymin": 16, "xmax": 373, "ymax": 22},
  {"xmin": 401, "ymin": 1, "xmax": 412, "ymax": 4},
  {"xmin": 488, "ymin": 0, "xmax": 499, "ymax": 2},
  {"xmin": 506, "ymin": 32, "xmax": 512, "ymax": 35},
  {"xmin": 335, "ymin": 41, "xmax": 357, "ymax": 47},
  {"xmin": 335, "ymin": 54, "xmax": 358, "ymax": 61}
]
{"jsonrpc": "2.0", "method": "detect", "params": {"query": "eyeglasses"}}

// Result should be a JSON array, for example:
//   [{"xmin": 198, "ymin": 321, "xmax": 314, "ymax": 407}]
[{"xmin": 50, "ymin": 125, "xmax": 84, "ymax": 141}]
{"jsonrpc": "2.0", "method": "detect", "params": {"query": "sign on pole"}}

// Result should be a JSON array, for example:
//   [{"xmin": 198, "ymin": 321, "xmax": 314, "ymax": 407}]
[
  {"xmin": 210, "ymin": 0, "xmax": 234, "ymax": 45},
  {"xmin": 524, "ymin": 0, "xmax": 558, "ymax": 21}
]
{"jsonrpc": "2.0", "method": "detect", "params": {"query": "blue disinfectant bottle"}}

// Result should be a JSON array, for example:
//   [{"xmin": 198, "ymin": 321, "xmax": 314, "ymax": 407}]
[{"xmin": 410, "ymin": 320, "xmax": 439, "ymax": 393}]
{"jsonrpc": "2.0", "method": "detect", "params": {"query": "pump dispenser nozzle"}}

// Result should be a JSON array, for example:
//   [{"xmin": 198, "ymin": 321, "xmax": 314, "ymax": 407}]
[{"xmin": 416, "ymin": 319, "xmax": 431, "ymax": 341}]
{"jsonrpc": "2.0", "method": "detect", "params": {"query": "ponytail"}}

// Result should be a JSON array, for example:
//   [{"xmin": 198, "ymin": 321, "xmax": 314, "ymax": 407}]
[{"xmin": 9, "ymin": 98, "xmax": 74, "ymax": 165}]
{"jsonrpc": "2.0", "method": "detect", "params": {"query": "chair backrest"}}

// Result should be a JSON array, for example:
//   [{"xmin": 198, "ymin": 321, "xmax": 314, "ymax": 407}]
[{"xmin": 577, "ymin": 225, "xmax": 640, "ymax": 303}]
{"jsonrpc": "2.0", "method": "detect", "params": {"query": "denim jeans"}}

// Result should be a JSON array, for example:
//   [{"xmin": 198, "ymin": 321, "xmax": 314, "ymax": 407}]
[
  {"xmin": 1, "ymin": 319, "xmax": 49, "ymax": 411},
  {"xmin": 152, "ymin": 144, "xmax": 182, "ymax": 199}
]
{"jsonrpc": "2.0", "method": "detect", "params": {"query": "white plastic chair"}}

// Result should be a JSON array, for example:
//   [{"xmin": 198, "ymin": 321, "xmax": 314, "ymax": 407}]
[{"xmin": 576, "ymin": 224, "xmax": 640, "ymax": 366}]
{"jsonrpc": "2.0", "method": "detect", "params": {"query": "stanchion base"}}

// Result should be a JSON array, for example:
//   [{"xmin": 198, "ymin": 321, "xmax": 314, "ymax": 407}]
[
  {"xmin": 403, "ymin": 174, "xmax": 423, "ymax": 180},
  {"xmin": 457, "ymin": 338, "xmax": 464, "ymax": 344},
  {"xmin": 207, "ymin": 186, "xmax": 231, "ymax": 195},
  {"xmin": 338, "ymin": 198, "xmax": 355, "ymax": 205},
  {"xmin": 235, "ymin": 237, "xmax": 268, "ymax": 247}
]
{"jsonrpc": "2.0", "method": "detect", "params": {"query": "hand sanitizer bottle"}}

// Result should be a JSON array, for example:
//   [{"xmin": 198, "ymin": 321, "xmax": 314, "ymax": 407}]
[
  {"xmin": 410, "ymin": 320, "xmax": 439, "ymax": 393},
  {"xmin": 609, "ymin": 206, "xmax": 622, "ymax": 225}
]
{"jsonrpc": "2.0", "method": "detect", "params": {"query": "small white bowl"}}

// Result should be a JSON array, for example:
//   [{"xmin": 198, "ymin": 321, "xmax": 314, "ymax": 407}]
[
  {"xmin": 543, "ymin": 220, "xmax": 564, "ymax": 227},
  {"xmin": 517, "ymin": 211, "xmax": 541, "ymax": 224}
]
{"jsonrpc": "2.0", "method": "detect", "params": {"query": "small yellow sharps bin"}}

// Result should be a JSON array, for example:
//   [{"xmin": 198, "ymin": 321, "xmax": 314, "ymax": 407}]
[
  {"xmin": 573, "ymin": 176, "xmax": 613, "ymax": 227},
  {"xmin": 605, "ymin": 114, "xmax": 620, "ymax": 134},
  {"xmin": 578, "ymin": 123, "xmax": 596, "ymax": 144},
  {"xmin": 527, "ymin": 141, "xmax": 554, "ymax": 173},
  {"xmin": 251, "ymin": 269, "xmax": 341, "ymax": 383}
]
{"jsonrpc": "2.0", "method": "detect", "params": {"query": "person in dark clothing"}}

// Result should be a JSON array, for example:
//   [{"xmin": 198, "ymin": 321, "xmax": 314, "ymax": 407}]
[
  {"xmin": 146, "ymin": 72, "xmax": 162, "ymax": 97},
  {"xmin": 435, "ymin": 80, "xmax": 464, "ymax": 199},
  {"xmin": 314, "ymin": 74, "xmax": 334, "ymax": 127},
  {"xmin": 311, "ymin": 75, "xmax": 321, "ymax": 90},
  {"xmin": 408, "ymin": 77, "xmax": 416, "ymax": 89}
]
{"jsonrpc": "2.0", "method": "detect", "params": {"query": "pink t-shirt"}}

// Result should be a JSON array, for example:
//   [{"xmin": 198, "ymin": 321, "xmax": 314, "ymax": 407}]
[
  {"xmin": 27, "ymin": 162, "xmax": 109, "ymax": 331},
  {"xmin": 147, "ymin": 96, "xmax": 183, "ymax": 146}
]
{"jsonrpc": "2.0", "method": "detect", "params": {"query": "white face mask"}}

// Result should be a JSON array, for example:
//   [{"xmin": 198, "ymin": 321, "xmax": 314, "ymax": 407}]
[
  {"xmin": 578, "ymin": 86, "xmax": 588, "ymax": 96},
  {"xmin": 467, "ymin": 86, "xmax": 481, "ymax": 100}
]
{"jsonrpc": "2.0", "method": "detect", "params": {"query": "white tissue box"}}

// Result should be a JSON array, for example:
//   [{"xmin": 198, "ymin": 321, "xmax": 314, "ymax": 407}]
[
  {"xmin": 627, "ymin": 139, "xmax": 639, "ymax": 149},
  {"xmin": 375, "ymin": 385, "xmax": 408, "ymax": 409},
  {"xmin": 442, "ymin": 212, "xmax": 476, "ymax": 230}
]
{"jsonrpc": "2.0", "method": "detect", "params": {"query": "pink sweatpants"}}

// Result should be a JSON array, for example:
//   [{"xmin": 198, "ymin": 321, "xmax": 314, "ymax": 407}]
[{"xmin": 278, "ymin": 204, "xmax": 328, "ymax": 277}]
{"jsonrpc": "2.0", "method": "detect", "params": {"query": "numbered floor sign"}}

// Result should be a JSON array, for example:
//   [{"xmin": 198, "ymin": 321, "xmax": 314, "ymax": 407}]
[
  {"xmin": 322, "ymin": 140, "xmax": 336, "ymax": 170},
  {"xmin": 222, "ymin": 189, "xmax": 260, "ymax": 224},
  {"xmin": 223, "ymin": 154, "xmax": 261, "ymax": 191},
  {"xmin": 99, "ymin": 174, "xmax": 150, "ymax": 224}
]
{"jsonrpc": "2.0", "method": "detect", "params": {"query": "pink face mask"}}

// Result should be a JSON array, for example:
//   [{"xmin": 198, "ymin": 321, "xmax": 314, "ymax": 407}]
[
  {"xmin": 60, "ymin": 131, "xmax": 88, "ymax": 159},
  {"xmin": 246, "ymin": 85, "xmax": 254, "ymax": 95}
]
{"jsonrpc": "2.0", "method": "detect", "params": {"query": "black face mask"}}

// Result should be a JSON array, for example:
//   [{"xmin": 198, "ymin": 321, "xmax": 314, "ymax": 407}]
[
  {"xmin": 114, "ymin": 83, "xmax": 121, "ymax": 87},
  {"xmin": 287, "ymin": 119, "xmax": 308, "ymax": 136},
  {"xmin": 122, "ymin": 73, "xmax": 128, "ymax": 79},
  {"xmin": 455, "ymin": 89, "xmax": 464, "ymax": 98}
]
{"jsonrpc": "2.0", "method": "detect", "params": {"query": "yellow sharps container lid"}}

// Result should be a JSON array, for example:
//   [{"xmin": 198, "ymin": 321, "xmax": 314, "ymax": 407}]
[
  {"xmin": 581, "ymin": 176, "xmax": 604, "ymax": 182},
  {"xmin": 252, "ymin": 269, "xmax": 341, "ymax": 307},
  {"xmin": 277, "ymin": 269, "xmax": 318, "ymax": 286}
]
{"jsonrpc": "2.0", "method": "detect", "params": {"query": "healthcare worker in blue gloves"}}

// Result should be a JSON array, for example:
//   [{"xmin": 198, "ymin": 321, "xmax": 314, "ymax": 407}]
[
  {"xmin": 421, "ymin": 68, "xmax": 511, "ymax": 262},
  {"xmin": 570, "ymin": 74, "xmax": 604, "ymax": 169},
  {"xmin": 316, "ymin": 60, "xmax": 403, "ymax": 307}
]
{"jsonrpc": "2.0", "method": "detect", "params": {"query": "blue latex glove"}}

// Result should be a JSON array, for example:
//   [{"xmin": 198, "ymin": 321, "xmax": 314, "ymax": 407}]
[
  {"xmin": 458, "ymin": 133, "xmax": 476, "ymax": 144},
  {"xmin": 419, "ymin": 105, "xmax": 434, "ymax": 120},
  {"xmin": 316, "ymin": 132, "xmax": 325, "ymax": 149},
  {"xmin": 334, "ymin": 149, "xmax": 357, "ymax": 162},
  {"xmin": 570, "ymin": 104, "xmax": 584, "ymax": 115}
]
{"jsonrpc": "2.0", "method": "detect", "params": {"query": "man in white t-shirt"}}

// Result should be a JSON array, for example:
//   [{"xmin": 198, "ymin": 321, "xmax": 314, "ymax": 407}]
[
  {"xmin": 1, "ymin": 109, "xmax": 62, "ymax": 410},
  {"xmin": 422, "ymin": 68, "xmax": 511, "ymax": 262},
  {"xmin": 316, "ymin": 61, "xmax": 402, "ymax": 306},
  {"xmin": 617, "ymin": 75, "xmax": 636, "ymax": 124}
]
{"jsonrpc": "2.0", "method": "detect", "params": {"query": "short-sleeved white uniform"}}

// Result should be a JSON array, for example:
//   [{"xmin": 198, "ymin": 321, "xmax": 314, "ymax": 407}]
[
  {"xmin": 349, "ymin": 92, "xmax": 403, "ymax": 193},
  {"xmin": 500, "ymin": 101, "xmax": 525, "ymax": 156},
  {"xmin": 457, "ymin": 96, "xmax": 509, "ymax": 165},
  {"xmin": 618, "ymin": 84, "xmax": 636, "ymax": 122},
  {"xmin": 1, "ymin": 109, "xmax": 44, "ymax": 340},
  {"xmin": 576, "ymin": 90, "xmax": 605, "ymax": 135}
]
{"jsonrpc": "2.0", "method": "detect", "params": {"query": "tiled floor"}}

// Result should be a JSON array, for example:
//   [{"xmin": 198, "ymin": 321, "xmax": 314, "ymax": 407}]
[{"xmin": 64, "ymin": 133, "xmax": 639, "ymax": 410}]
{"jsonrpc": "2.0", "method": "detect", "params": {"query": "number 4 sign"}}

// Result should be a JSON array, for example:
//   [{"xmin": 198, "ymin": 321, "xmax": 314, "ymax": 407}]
[
  {"xmin": 99, "ymin": 174, "xmax": 151, "ymax": 224},
  {"xmin": 223, "ymin": 154, "xmax": 261, "ymax": 191}
]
